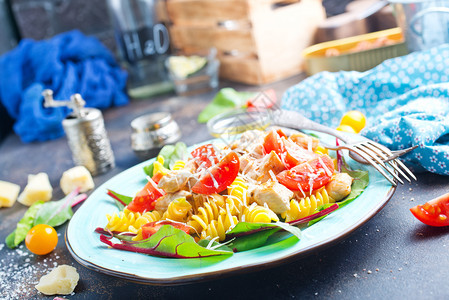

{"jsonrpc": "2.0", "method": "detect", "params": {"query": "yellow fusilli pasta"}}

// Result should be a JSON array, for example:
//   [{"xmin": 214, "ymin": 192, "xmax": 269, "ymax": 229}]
[
  {"xmin": 226, "ymin": 176, "xmax": 249, "ymax": 216},
  {"xmin": 200, "ymin": 205, "xmax": 239, "ymax": 241},
  {"xmin": 242, "ymin": 203, "xmax": 279, "ymax": 223},
  {"xmin": 172, "ymin": 160, "xmax": 186, "ymax": 171},
  {"xmin": 162, "ymin": 197, "xmax": 192, "ymax": 222},
  {"xmin": 281, "ymin": 188, "xmax": 330, "ymax": 222},
  {"xmin": 187, "ymin": 196, "xmax": 226, "ymax": 234},
  {"xmin": 106, "ymin": 208, "xmax": 162, "ymax": 240}
]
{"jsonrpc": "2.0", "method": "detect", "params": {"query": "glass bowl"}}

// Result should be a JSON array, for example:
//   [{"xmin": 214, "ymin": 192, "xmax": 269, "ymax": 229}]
[
  {"xmin": 207, "ymin": 108, "xmax": 274, "ymax": 139},
  {"xmin": 165, "ymin": 48, "xmax": 220, "ymax": 97}
]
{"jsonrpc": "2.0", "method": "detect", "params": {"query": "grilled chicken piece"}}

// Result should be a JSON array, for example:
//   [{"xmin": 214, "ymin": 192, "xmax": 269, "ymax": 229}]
[
  {"xmin": 155, "ymin": 190, "xmax": 191, "ymax": 211},
  {"xmin": 157, "ymin": 170, "xmax": 191, "ymax": 193},
  {"xmin": 290, "ymin": 132, "xmax": 319, "ymax": 152},
  {"xmin": 183, "ymin": 159, "xmax": 197, "ymax": 173},
  {"xmin": 257, "ymin": 151, "xmax": 286, "ymax": 183},
  {"xmin": 251, "ymin": 181, "xmax": 293, "ymax": 214},
  {"xmin": 325, "ymin": 173, "xmax": 353, "ymax": 202},
  {"xmin": 239, "ymin": 154, "xmax": 258, "ymax": 177},
  {"xmin": 231, "ymin": 130, "xmax": 265, "ymax": 158}
]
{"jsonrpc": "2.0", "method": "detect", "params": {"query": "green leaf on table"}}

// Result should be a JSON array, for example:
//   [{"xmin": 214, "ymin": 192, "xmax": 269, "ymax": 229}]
[
  {"xmin": 197, "ymin": 88, "xmax": 255, "ymax": 123},
  {"xmin": 143, "ymin": 142, "xmax": 188, "ymax": 176},
  {"xmin": 6, "ymin": 201, "xmax": 44, "ymax": 249},
  {"xmin": 225, "ymin": 222, "xmax": 301, "ymax": 252},
  {"xmin": 100, "ymin": 225, "xmax": 232, "ymax": 258},
  {"xmin": 34, "ymin": 192, "xmax": 78, "ymax": 227}
]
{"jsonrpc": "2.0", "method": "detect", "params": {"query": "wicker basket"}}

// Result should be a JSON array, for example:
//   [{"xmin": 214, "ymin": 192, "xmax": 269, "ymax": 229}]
[{"xmin": 302, "ymin": 27, "xmax": 409, "ymax": 75}]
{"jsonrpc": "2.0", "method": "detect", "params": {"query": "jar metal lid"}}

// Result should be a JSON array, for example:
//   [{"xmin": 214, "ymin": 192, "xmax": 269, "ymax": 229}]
[
  {"xmin": 131, "ymin": 112, "xmax": 173, "ymax": 133},
  {"xmin": 130, "ymin": 112, "xmax": 181, "ymax": 160}
]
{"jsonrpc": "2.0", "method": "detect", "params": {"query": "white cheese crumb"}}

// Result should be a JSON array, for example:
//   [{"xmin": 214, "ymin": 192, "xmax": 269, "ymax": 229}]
[
  {"xmin": 60, "ymin": 166, "xmax": 94, "ymax": 195},
  {"xmin": 35, "ymin": 265, "xmax": 79, "ymax": 295},
  {"xmin": 18, "ymin": 173, "xmax": 53, "ymax": 206}
]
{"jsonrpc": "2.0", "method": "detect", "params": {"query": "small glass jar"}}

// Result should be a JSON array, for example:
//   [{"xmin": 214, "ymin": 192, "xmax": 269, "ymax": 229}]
[{"xmin": 130, "ymin": 112, "xmax": 181, "ymax": 160}]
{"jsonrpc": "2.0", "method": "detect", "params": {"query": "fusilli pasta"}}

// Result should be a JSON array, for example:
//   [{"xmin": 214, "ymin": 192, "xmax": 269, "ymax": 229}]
[
  {"xmin": 281, "ymin": 188, "xmax": 330, "ymax": 222},
  {"xmin": 227, "ymin": 176, "xmax": 249, "ymax": 216},
  {"xmin": 242, "ymin": 203, "xmax": 279, "ymax": 223},
  {"xmin": 162, "ymin": 197, "xmax": 192, "ymax": 222},
  {"xmin": 200, "ymin": 203, "xmax": 238, "ymax": 241}
]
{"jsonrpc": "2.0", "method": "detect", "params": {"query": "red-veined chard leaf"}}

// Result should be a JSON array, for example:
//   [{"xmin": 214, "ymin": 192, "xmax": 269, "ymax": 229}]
[
  {"xmin": 107, "ymin": 189, "xmax": 133, "ymax": 210},
  {"xmin": 95, "ymin": 227, "xmax": 136, "ymax": 242},
  {"xmin": 99, "ymin": 225, "xmax": 232, "ymax": 258}
]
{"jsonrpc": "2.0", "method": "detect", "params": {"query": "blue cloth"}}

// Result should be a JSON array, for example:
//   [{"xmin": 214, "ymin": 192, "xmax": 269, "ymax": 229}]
[
  {"xmin": 282, "ymin": 45, "xmax": 449, "ymax": 175},
  {"xmin": 0, "ymin": 30, "xmax": 128, "ymax": 143}
]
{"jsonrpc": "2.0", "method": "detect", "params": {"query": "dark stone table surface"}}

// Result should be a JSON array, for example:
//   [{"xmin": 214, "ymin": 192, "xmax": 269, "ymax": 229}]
[{"xmin": 1, "ymin": 74, "xmax": 448, "ymax": 300}]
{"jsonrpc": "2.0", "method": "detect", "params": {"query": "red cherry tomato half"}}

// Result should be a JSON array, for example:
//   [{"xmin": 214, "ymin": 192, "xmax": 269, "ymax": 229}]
[
  {"xmin": 191, "ymin": 144, "xmax": 219, "ymax": 169},
  {"xmin": 246, "ymin": 89, "xmax": 277, "ymax": 111},
  {"xmin": 191, "ymin": 151, "xmax": 240, "ymax": 195},
  {"xmin": 276, "ymin": 155, "xmax": 334, "ymax": 192},
  {"xmin": 126, "ymin": 179, "xmax": 165, "ymax": 213},
  {"xmin": 263, "ymin": 129, "xmax": 316, "ymax": 169},
  {"xmin": 410, "ymin": 193, "xmax": 449, "ymax": 227},
  {"xmin": 141, "ymin": 221, "xmax": 191, "ymax": 239}
]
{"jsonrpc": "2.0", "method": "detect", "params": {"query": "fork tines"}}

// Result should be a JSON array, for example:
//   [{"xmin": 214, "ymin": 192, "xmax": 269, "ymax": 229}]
[{"xmin": 352, "ymin": 141, "xmax": 417, "ymax": 186}]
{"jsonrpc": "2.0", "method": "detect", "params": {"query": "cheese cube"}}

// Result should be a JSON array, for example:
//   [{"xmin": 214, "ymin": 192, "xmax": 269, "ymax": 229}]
[
  {"xmin": 0, "ymin": 180, "xmax": 21, "ymax": 208},
  {"xmin": 60, "ymin": 166, "xmax": 95, "ymax": 195},
  {"xmin": 35, "ymin": 265, "xmax": 79, "ymax": 295},
  {"xmin": 18, "ymin": 173, "xmax": 53, "ymax": 206}
]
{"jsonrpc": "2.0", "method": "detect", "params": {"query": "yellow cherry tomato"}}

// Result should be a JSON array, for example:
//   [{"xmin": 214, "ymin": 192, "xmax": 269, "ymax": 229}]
[
  {"xmin": 315, "ymin": 145, "xmax": 329, "ymax": 155},
  {"xmin": 339, "ymin": 110, "xmax": 366, "ymax": 133},
  {"xmin": 336, "ymin": 124, "xmax": 357, "ymax": 134},
  {"xmin": 25, "ymin": 224, "xmax": 58, "ymax": 255}
]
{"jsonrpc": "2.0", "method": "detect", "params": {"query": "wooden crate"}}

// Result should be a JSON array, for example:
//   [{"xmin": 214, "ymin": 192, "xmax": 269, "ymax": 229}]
[{"xmin": 157, "ymin": 0, "xmax": 326, "ymax": 85}]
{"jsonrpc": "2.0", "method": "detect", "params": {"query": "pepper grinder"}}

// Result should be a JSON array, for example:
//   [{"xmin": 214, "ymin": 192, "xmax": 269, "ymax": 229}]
[{"xmin": 43, "ymin": 90, "xmax": 115, "ymax": 176}]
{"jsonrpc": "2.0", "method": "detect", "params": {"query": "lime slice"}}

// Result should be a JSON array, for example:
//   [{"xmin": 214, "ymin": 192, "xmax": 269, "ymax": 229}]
[{"xmin": 168, "ymin": 55, "xmax": 208, "ymax": 79}]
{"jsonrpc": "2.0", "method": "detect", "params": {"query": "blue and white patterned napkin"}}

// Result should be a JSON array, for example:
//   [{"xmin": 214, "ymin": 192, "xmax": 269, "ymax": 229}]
[{"xmin": 282, "ymin": 45, "xmax": 449, "ymax": 175}]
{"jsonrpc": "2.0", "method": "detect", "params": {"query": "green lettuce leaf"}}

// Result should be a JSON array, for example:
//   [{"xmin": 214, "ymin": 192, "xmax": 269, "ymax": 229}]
[
  {"xmin": 197, "ymin": 88, "xmax": 255, "ymax": 123},
  {"xmin": 143, "ymin": 142, "xmax": 188, "ymax": 176},
  {"xmin": 6, "ymin": 201, "xmax": 44, "ymax": 249},
  {"xmin": 225, "ymin": 222, "xmax": 301, "ymax": 252}
]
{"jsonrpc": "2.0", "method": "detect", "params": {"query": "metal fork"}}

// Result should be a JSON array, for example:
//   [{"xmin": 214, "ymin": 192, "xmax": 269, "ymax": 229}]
[{"xmin": 273, "ymin": 110, "xmax": 417, "ymax": 186}]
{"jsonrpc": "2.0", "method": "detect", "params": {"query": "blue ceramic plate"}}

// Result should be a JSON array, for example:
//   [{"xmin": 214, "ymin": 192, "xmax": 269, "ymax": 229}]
[{"xmin": 66, "ymin": 140, "xmax": 395, "ymax": 285}]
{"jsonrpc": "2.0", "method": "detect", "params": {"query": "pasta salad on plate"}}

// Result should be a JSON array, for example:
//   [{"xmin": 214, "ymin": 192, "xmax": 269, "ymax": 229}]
[{"xmin": 95, "ymin": 128, "xmax": 369, "ymax": 258}]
